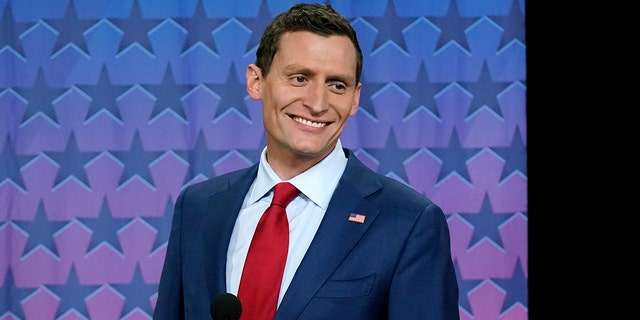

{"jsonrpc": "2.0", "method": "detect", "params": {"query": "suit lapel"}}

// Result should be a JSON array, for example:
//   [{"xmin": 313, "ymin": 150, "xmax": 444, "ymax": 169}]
[
  {"xmin": 204, "ymin": 166, "xmax": 258, "ymax": 296},
  {"xmin": 276, "ymin": 151, "xmax": 382, "ymax": 319}
]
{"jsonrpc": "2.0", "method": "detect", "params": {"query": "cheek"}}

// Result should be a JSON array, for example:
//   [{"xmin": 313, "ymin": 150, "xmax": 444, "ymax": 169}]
[
  {"xmin": 334, "ymin": 97, "xmax": 358, "ymax": 118},
  {"xmin": 267, "ymin": 84, "xmax": 297, "ymax": 105}
]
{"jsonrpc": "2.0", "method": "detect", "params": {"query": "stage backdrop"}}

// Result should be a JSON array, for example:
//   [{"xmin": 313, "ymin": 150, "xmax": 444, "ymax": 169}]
[{"xmin": 0, "ymin": 0, "xmax": 527, "ymax": 319}]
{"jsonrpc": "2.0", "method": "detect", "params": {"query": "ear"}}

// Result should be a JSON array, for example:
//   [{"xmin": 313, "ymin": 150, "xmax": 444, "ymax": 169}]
[
  {"xmin": 349, "ymin": 82, "xmax": 362, "ymax": 116},
  {"xmin": 246, "ymin": 64, "xmax": 262, "ymax": 100}
]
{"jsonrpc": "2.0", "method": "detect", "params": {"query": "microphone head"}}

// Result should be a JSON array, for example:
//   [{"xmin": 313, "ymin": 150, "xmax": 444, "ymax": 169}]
[{"xmin": 210, "ymin": 293, "xmax": 242, "ymax": 320}]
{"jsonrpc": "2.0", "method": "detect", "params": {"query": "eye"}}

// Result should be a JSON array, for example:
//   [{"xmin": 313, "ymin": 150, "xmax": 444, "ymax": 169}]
[
  {"xmin": 291, "ymin": 75, "xmax": 307, "ymax": 85},
  {"xmin": 328, "ymin": 82, "xmax": 347, "ymax": 94}
]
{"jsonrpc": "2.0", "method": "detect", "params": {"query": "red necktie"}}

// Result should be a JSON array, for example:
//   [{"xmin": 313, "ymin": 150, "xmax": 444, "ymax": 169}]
[{"xmin": 238, "ymin": 182, "xmax": 299, "ymax": 320}]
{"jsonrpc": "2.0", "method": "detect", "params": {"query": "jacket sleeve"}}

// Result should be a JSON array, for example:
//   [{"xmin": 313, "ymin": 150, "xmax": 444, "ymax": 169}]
[
  {"xmin": 388, "ymin": 202, "xmax": 460, "ymax": 319},
  {"xmin": 153, "ymin": 188, "xmax": 187, "ymax": 320}
]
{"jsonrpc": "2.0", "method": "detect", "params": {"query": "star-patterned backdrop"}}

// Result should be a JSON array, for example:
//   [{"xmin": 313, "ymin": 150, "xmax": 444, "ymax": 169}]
[{"xmin": 0, "ymin": 0, "xmax": 527, "ymax": 319}]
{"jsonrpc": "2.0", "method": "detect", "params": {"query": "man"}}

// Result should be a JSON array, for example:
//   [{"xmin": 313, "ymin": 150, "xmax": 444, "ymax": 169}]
[{"xmin": 153, "ymin": 3, "xmax": 459, "ymax": 319}]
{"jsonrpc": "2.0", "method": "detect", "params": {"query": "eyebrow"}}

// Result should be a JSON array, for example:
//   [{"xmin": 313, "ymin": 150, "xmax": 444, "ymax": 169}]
[{"xmin": 284, "ymin": 64, "xmax": 356, "ymax": 87}]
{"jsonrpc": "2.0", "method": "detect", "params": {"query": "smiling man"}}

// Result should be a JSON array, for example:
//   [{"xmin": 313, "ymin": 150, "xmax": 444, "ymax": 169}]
[
  {"xmin": 246, "ymin": 29, "xmax": 360, "ymax": 180},
  {"xmin": 153, "ymin": 3, "xmax": 459, "ymax": 320}
]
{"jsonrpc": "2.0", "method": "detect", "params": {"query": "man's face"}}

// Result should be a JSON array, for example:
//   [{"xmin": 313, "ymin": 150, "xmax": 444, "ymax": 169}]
[{"xmin": 247, "ymin": 31, "xmax": 361, "ymax": 164}]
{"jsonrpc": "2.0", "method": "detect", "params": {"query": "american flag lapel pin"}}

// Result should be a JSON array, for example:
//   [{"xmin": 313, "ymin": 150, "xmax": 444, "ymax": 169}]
[{"xmin": 348, "ymin": 212, "xmax": 366, "ymax": 224}]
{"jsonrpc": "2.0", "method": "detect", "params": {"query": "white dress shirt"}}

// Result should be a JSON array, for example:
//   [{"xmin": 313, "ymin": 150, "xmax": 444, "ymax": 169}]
[{"xmin": 226, "ymin": 140, "xmax": 348, "ymax": 306}]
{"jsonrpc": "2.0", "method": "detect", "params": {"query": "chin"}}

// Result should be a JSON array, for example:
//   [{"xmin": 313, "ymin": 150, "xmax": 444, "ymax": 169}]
[{"xmin": 290, "ymin": 143, "xmax": 330, "ymax": 159}]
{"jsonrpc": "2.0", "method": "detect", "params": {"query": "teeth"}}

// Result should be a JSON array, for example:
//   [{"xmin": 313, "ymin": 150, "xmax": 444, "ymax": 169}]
[{"xmin": 293, "ymin": 116, "xmax": 327, "ymax": 128}]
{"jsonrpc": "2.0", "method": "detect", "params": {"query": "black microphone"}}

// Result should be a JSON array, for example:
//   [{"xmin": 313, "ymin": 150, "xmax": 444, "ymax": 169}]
[{"xmin": 210, "ymin": 293, "xmax": 242, "ymax": 320}]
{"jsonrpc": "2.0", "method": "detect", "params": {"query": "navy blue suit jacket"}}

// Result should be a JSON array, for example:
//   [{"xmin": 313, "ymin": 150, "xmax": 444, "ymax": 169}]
[{"xmin": 153, "ymin": 148, "xmax": 459, "ymax": 319}]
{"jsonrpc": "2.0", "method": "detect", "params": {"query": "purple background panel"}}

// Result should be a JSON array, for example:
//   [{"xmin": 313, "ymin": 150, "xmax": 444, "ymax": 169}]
[{"xmin": 0, "ymin": 0, "xmax": 527, "ymax": 319}]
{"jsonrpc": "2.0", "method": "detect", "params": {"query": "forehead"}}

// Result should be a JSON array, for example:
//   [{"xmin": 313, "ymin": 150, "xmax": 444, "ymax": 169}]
[{"xmin": 273, "ymin": 31, "xmax": 357, "ymax": 76}]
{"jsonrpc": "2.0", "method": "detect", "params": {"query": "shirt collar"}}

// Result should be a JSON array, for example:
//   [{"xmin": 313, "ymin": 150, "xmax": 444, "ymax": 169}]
[{"xmin": 248, "ymin": 140, "xmax": 348, "ymax": 209}]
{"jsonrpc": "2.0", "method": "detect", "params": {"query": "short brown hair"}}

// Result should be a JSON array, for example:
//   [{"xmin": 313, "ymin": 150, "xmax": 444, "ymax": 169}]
[{"xmin": 255, "ymin": 3, "xmax": 363, "ymax": 84}]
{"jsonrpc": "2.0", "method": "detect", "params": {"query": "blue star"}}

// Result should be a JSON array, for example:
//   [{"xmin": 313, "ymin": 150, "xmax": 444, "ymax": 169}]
[
  {"xmin": 13, "ymin": 202, "xmax": 68, "ymax": 256},
  {"xmin": 179, "ymin": 130, "xmax": 262, "ymax": 180},
  {"xmin": 141, "ymin": 199, "xmax": 174, "ymax": 251},
  {"xmin": 396, "ymin": 62, "xmax": 446, "ymax": 118},
  {"xmin": 428, "ymin": 130, "xmax": 480, "ymax": 183},
  {"xmin": 176, "ymin": 131, "xmax": 230, "ymax": 181},
  {"xmin": 43, "ymin": 0, "xmax": 97, "ymax": 54},
  {"xmin": 459, "ymin": 62, "xmax": 512, "ymax": 117},
  {"xmin": 140, "ymin": 65, "xmax": 196, "ymax": 119},
  {"xmin": 77, "ymin": 65, "xmax": 130, "ymax": 121},
  {"xmin": 111, "ymin": 131, "xmax": 165, "ymax": 186},
  {"xmin": 362, "ymin": 130, "xmax": 420, "ymax": 183},
  {"xmin": 454, "ymin": 261, "xmax": 482, "ymax": 314},
  {"xmin": 358, "ymin": 82, "xmax": 388, "ymax": 118},
  {"xmin": 0, "ymin": 135, "xmax": 31, "ymax": 189},
  {"xmin": 428, "ymin": 1, "xmax": 478, "ymax": 52},
  {"xmin": 47, "ymin": 268, "xmax": 101, "ymax": 318},
  {"xmin": 111, "ymin": 266, "xmax": 160, "ymax": 317},
  {"xmin": 206, "ymin": 63, "xmax": 251, "ymax": 119},
  {"xmin": 109, "ymin": 0, "xmax": 163, "ymax": 54},
  {"xmin": 0, "ymin": 3, "xmax": 31, "ymax": 57},
  {"xmin": 77, "ymin": 199, "xmax": 131, "ymax": 253},
  {"xmin": 174, "ymin": 0, "xmax": 226, "ymax": 53},
  {"xmin": 43, "ymin": 132, "xmax": 100, "ymax": 187},
  {"xmin": 14, "ymin": 68, "xmax": 68, "ymax": 124},
  {"xmin": 488, "ymin": 0, "xmax": 526, "ymax": 48},
  {"xmin": 0, "ymin": 270, "xmax": 37, "ymax": 319},
  {"xmin": 491, "ymin": 129, "xmax": 527, "ymax": 180},
  {"xmin": 493, "ymin": 259, "xmax": 528, "ymax": 312},
  {"xmin": 236, "ymin": 145, "xmax": 263, "ymax": 167},
  {"xmin": 236, "ymin": 0, "xmax": 273, "ymax": 52},
  {"xmin": 360, "ymin": 0, "xmax": 418, "ymax": 52},
  {"xmin": 458, "ymin": 195, "xmax": 513, "ymax": 248}
]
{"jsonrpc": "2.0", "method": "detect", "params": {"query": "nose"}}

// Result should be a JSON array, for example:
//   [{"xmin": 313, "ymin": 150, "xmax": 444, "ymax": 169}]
[{"xmin": 303, "ymin": 82, "xmax": 329, "ymax": 114}]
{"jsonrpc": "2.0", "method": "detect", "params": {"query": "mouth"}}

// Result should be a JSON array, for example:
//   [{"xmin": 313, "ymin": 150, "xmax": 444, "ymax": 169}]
[{"xmin": 292, "ymin": 116, "xmax": 331, "ymax": 128}]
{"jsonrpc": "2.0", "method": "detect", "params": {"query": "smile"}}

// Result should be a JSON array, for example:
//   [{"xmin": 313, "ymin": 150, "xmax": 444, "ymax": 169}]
[{"xmin": 292, "ymin": 116, "xmax": 328, "ymax": 128}]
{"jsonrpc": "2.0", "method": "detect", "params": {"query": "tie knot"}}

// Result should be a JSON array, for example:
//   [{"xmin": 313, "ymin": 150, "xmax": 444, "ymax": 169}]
[{"xmin": 271, "ymin": 182, "xmax": 299, "ymax": 208}]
